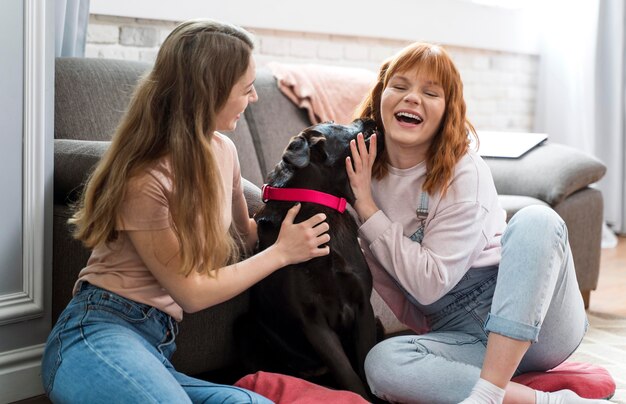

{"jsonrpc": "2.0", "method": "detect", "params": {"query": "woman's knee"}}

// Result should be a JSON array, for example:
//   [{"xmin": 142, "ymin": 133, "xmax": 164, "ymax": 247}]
[
  {"xmin": 510, "ymin": 205, "xmax": 563, "ymax": 229},
  {"xmin": 365, "ymin": 339, "xmax": 401, "ymax": 400},
  {"xmin": 364, "ymin": 339, "xmax": 391, "ymax": 380},
  {"xmin": 505, "ymin": 205, "xmax": 567, "ymax": 246},
  {"xmin": 365, "ymin": 337, "xmax": 427, "ymax": 392}
]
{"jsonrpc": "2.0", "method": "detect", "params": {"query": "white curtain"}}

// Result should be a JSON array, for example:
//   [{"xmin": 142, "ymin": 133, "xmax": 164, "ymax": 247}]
[
  {"xmin": 533, "ymin": 0, "xmax": 625, "ymax": 236},
  {"xmin": 55, "ymin": 0, "xmax": 90, "ymax": 57},
  {"xmin": 594, "ymin": 0, "xmax": 625, "ymax": 236}
]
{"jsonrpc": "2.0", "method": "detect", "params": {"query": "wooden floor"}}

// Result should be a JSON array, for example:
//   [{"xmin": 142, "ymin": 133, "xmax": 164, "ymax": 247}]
[{"xmin": 588, "ymin": 236, "xmax": 626, "ymax": 317}]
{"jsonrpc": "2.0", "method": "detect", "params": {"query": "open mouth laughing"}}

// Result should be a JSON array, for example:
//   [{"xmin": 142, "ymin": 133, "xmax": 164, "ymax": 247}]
[{"xmin": 395, "ymin": 111, "xmax": 423, "ymax": 125}]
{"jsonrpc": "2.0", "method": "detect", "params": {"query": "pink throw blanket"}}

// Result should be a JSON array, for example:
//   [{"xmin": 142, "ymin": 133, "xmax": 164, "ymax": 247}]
[{"xmin": 267, "ymin": 62, "xmax": 376, "ymax": 125}]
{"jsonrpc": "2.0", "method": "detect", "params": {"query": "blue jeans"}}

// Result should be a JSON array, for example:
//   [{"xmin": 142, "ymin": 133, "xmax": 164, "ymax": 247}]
[
  {"xmin": 41, "ymin": 283, "xmax": 273, "ymax": 404},
  {"xmin": 364, "ymin": 205, "xmax": 588, "ymax": 404}
]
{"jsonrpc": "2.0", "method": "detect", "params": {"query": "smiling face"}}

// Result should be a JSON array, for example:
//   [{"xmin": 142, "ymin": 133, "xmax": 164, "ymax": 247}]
[
  {"xmin": 214, "ymin": 55, "xmax": 258, "ymax": 132},
  {"xmin": 380, "ymin": 69, "xmax": 446, "ymax": 168}
]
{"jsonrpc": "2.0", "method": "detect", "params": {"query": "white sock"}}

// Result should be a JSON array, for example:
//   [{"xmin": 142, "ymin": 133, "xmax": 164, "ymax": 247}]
[
  {"xmin": 535, "ymin": 389, "xmax": 608, "ymax": 404},
  {"xmin": 459, "ymin": 378, "xmax": 506, "ymax": 404}
]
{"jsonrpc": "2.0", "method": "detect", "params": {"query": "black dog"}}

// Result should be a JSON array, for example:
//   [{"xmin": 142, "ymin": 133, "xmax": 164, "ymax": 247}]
[{"xmin": 235, "ymin": 119, "xmax": 381, "ymax": 399}]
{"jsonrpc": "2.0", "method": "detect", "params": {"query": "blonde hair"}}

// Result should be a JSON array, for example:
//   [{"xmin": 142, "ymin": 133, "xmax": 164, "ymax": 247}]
[
  {"xmin": 355, "ymin": 42, "xmax": 477, "ymax": 195},
  {"xmin": 70, "ymin": 20, "xmax": 255, "ymax": 276}
]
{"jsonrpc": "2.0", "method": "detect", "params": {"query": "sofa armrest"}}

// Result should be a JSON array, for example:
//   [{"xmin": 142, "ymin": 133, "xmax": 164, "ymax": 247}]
[
  {"xmin": 56, "ymin": 138, "xmax": 265, "ymax": 217},
  {"xmin": 483, "ymin": 143, "xmax": 606, "ymax": 206},
  {"xmin": 243, "ymin": 178, "xmax": 263, "ymax": 217},
  {"xmin": 54, "ymin": 139, "xmax": 110, "ymax": 204}
]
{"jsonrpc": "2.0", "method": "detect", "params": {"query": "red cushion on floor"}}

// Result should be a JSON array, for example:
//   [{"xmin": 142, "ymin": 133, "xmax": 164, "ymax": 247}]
[
  {"xmin": 234, "ymin": 371, "xmax": 369, "ymax": 404},
  {"xmin": 512, "ymin": 361, "xmax": 616, "ymax": 399}
]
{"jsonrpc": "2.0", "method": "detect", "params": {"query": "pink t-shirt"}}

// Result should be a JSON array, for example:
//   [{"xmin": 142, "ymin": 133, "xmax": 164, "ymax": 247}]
[
  {"xmin": 73, "ymin": 133, "xmax": 249, "ymax": 321},
  {"xmin": 359, "ymin": 150, "xmax": 507, "ymax": 333}
]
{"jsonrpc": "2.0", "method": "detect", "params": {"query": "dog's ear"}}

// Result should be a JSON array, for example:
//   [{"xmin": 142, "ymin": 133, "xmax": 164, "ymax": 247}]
[
  {"xmin": 359, "ymin": 118, "xmax": 382, "ymax": 154},
  {"xmin": 360, "ymin": 118, "xmax": 378, "ymax": 136},
  {"xmin": 367, "ymin": 126, "xmax": 384, "ymax": 155},
  {"xmin": 282, "ymin": 134, "xmax": 310, "ymax": 168},
  {"xmin": 307, "ymin": 133, "xmax": 326, "ymax": 147},
  {"xmin": 305, "ymin": 133, "xmax": 328, "ymax": 162}
]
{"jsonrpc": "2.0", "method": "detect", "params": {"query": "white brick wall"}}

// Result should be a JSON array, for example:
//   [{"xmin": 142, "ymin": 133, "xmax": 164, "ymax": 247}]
[
  {"xmin": 86, "ymin": 24, "xmax": 118, "ymax": 44},
  {"xmin": 86, "ymin": 14, "xmax": 538, "ymax": 132},
  {"xmin": 119, "ymin": 26, "xmax": 159, "ymax": 47}
]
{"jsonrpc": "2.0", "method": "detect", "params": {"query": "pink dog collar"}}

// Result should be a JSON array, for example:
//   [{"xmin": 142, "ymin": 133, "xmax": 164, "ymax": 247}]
[{"xmin": 262, "ymin": 185, "xmax": 347, "ymax": 213}]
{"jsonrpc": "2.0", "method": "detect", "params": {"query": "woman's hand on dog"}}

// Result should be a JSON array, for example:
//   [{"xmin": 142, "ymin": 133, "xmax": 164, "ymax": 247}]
[
  {"xmin": 274, "ymin": 203, "xmax": 331, "ymax": 266},
  {"xmin": 346, "ymin": 133, "xmax": 380, "ymax": 222}
]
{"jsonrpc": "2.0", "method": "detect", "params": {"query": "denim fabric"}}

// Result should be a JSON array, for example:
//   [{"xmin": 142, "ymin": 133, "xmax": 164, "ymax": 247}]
[
  {"xmin": 364, "ymin": 206, "xmax": 588, "ymax": 404},
  {"xmin": 41, "ymin": 283, "xmax": 273, "ymax": 404}
]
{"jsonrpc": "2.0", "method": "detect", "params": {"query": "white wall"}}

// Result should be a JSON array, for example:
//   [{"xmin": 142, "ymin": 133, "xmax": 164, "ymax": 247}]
[
  {"xmin": 90, "ymin": 0, "xmax": 541, "ymax": 55},
  {"xmin": 0, "ymin": 0, "xmax": 24, "ymax": 297},
  {"xmin": 0, "ymin": 0, "xmax": 54, "ymax": 402},
  {"xmin": 88, "ymin": 0, "xmax": 542, "ymax": 133},
  {"xmin": 86, "ymin": 14, "xmax": 539, "ymax": 132}
]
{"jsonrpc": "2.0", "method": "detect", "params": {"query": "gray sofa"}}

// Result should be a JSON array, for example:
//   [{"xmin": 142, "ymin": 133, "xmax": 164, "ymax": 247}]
[{"xmin": 53, "ymin": 57, "xmax": 607, "ymax": 379}]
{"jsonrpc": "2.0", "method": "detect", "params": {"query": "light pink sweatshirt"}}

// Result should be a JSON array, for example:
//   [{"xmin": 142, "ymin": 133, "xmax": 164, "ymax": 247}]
[{"xmin": 359, "ymin": 150, "xmax": 507, "ymax": 333}]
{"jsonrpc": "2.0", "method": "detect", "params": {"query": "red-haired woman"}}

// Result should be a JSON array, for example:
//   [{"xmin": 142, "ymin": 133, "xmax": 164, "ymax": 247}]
[{"xmin": 347, "ymin": 43, "xmax": 602, "ymax": 404}]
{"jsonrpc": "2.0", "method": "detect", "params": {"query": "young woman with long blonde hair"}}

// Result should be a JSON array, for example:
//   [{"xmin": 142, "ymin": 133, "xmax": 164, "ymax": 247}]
[
  {"xmin": 347, "ymin": 42, "xmax": 604, "ymax": 404},
  {"xmin": 41, "ymin": 19, "xmax": 330, "ymax": 403}
]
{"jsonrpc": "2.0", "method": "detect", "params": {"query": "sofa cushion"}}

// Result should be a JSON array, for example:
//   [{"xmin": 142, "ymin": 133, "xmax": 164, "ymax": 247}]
[
  {"xmin": 485, "ymin": 143, "xmax": 606, "ymax": 206},
  {"xmin": 234, "ymin": 371, "xmax": 369, "ymax": 404},
  {"xmin": 54, "ymin": 139, "xmax": 110, "ymax": 204},
  {"xmin": 55, "ymin": 58, "xmax": 150, "ymax": 141},
  {"xmin": 245, "ymin": 68, "xmax": 312, "ymax": 176},
  {"xmin": 173, "ymin": 293, "xmax": 251, "ymax": 376},
  {"xmin": 512, "ymin": 361, "xmax": 616, "ymax": 399},
  {"xmin": 55, "ymin": 138, "xmax": 264, "ymax": 208},
  {"xmin": 223, "ymin": 118, "xmax": 265, "ymax": 188},
  {"xmin": 242, "ymin": 178, "xmax": 263, "ymax": 216}
]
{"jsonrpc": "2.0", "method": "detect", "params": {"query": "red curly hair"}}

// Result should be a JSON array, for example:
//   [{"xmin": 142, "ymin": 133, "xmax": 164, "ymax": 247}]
[{"xmin": 355, "ymin": 42, "xmax": 477, "ymax": 196}]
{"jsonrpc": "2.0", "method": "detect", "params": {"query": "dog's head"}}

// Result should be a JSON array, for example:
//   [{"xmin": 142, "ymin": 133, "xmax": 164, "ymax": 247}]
[{"xmin": 266, "ymin": 118, "xmax": 379, "ymax": 205}]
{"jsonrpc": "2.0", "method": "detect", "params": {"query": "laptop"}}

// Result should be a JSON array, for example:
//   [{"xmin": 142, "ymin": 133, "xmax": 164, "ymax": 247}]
[{"xmin": 472, "ymin": 131, "xmax": 548, "ymax": 159}]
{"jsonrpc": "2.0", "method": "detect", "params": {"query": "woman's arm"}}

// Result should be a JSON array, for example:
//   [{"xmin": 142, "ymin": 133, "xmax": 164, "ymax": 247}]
[
  {"xmin": 243, "ymin": 217, "xmax": 258, "ymax": 251},
  {"xmin": 128, "ymin": 203, "xmax": 330, "ymax": 313},
  {"xmin": 231, "ymin": 183, "xmax": 258, "ymax": 253},
  {"xmin": 360, "ymin": 202, "xmax": 490, "ymax": 305},
  {"xmin": 228, "ymin": 134, "xmax": 260, "ymax": 253}
]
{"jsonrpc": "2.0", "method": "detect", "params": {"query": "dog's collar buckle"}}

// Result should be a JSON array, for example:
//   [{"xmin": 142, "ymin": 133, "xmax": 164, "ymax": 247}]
[{"xmin": 262, "ymin": 184, "xmax": 347, "ymax": 213}]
